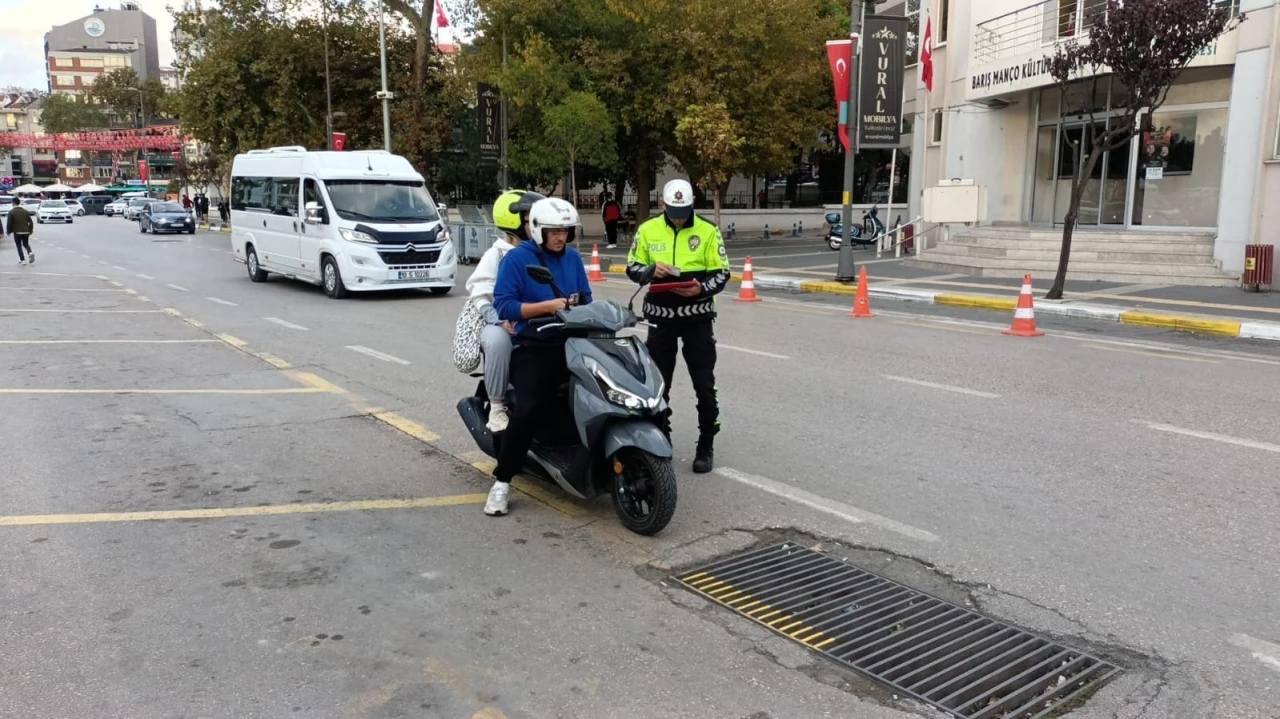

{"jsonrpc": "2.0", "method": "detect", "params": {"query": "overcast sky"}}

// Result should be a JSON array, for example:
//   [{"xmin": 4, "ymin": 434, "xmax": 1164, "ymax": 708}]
[{"xmin": 0, "ymin": 0, "xmax": 177, "ymax": 91}]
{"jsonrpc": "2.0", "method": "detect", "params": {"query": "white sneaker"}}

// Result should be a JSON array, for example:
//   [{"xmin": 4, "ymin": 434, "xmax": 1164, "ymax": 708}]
[
  {"xmin": 484, "ymin": 481, "xmax": 510, "ymax": 516},
  {"xmin": 486, "ymin": 405, "xmax": 509, "ymax": 433},
  {"xmin": 26, "ymin": 252, "xmax": 33, "ymax": 265}
]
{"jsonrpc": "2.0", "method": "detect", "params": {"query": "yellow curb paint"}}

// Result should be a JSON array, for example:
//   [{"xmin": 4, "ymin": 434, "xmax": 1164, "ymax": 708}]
[
  {"xmin": 0, "ymin": 339, "xmax": 220, "ymax": 345},
  {"xmin": 283, "ymin": 371, "xmax": 346, "ymax": 394},
  {"xmin": 216, "ymin": 333, "xmax": 248, "ymax": 348},
  {"xmin": 1119, "ymin": 311, "xmax": 1241, "ymax": 337},
  {"xmin": 163, "ymin": 307, "xmax": 182, "ymax": 316},
  {"xmin": 934, "ymin": 293, "xmax": 1018, "ymax": 311},
  {"xmin": 0, "ymin": 494, "xmax": 489, "ymax": 527},
  {"xmin": 799, "ymin": 280, "xmax": 859, "ymax": 296},
  {"xmin": 0, "ymin": 287, "xmax": 127, "ymax": 292},
  {"xmin": 0, "ymin": 309, "xmax": 162, "ymax": 313},
  {"xmin": 183, "ymin": 317, "xmax": 205, "ymax": 328},
  {"xmin": 0, "ymin": 387, "xmax": 329, "ymax": 395},
  {"xmin": 370, "ymin": 409, "xmax": 441, "ymax": 442}
]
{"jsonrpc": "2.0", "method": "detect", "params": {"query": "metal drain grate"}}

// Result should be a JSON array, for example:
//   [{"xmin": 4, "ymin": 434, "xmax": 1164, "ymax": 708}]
[{"xmin": 676, "ymin": 543, "xmax": 1120, "ymax": 719}]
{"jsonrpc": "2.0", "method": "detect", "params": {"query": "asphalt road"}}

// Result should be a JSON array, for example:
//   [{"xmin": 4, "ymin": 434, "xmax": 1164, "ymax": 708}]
[{"xmin": 3, "ymin": 216, "xmax": 1280, "ymax": 718}]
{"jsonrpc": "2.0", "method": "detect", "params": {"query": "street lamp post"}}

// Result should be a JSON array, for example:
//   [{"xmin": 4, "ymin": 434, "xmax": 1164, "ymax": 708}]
[
  {"xmin": 836, "ymin": 0, "xmax": 863, "ymax": 283},
  {"xmin": 323, "ymin": 0, "xmax": 334, "ymax": 150},
  {"xmin": 376, "ymin": 0, "xmax": 393, "ymax": 152}
]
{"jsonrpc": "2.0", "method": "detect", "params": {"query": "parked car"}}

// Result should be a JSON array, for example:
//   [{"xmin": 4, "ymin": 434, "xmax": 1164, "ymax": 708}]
[
  {"xmin": 65, "ymin": 199, "xmax": 86, "ymax": 216},
  {"xmin": 79, "ymin": 194, "xmax": 113, "ymax": 215},
  {"xmin": 122, "ymin": 197, "xmax": 151, "ymax": 221},
  {"xmin": 20, "ymin": 198, "xmax": 41, "ymax": 213},
  {"xmin": 36, "ymin": 200, "xmax": 74, "ymax": 224},
  {"xmin": 0, "ymin": 195, "xmax": 14, "ymax": 219},
  {"xmin": 105, "ymin": 198, "xmax": 129, "ymax": 216},
  {"xmin": 139, "ymin": 201, "xmax": 195, "ymax": 235}
]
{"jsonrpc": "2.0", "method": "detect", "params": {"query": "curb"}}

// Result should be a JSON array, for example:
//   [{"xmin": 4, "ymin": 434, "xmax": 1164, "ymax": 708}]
[{"xmin": 597, "ymin": 265, "xmax": 1280, "ymax": 342}]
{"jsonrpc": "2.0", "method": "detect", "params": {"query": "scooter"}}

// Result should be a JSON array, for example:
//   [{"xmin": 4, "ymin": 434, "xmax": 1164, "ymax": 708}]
[
  {"xmin": 825, "ymin": 206, "xmax": 886, "ymax": 251},
  {"xmin": 456, "ymin": 264, "xmax": 678, "ymax": 536}
]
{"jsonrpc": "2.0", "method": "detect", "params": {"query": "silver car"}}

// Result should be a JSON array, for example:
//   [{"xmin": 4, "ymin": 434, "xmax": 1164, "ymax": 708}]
[{"xmin": 122, "ymin": 197, "xmax": 151, "ymax": 221}]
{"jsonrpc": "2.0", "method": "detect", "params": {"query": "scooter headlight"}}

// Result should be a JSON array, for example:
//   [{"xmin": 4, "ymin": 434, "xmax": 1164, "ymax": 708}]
[{"xmin": 584, "ymin": 356, "xmax": 649, "ymax": 411}]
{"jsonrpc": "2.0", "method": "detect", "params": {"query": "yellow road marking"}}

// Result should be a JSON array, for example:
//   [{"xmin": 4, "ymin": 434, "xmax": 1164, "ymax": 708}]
[
  {"xmin": 0, "ymin": 308, "xmax": 162, "ymax": 313},
  {"xmin": 163, "ymin": 307, "xmax": 183, "ymax": 316},
  {"xmin": 0, "ymin": 387, "xmax": 330, "ymax": 395},
  {"xmin": 0, "ymin": 287, "xmax": 127, "ymax": 292},
  {"xmin": 0, "ymin": 271, "xmax": 99, "ymax": 277},
  {"xmin": 1079, "ymin": 343, "xmax": 1219, "ymax": 363},
  {"xmin": 254, "ymin": 352, "xmax": 293, "ymax": 369},
  {"xmin": 466, "ymin": 458, "xmax": 589, "ymax": 518},
  {"xmin": 893, "ymin": 319, "xmax": 992, "ymax": 335},
  {"xmin": 0, "ymin": 339, "xmax": 221, "ymax": 344},
  {"xmin": 183, "ymin": 317, "xmax": 205, "ymax": 328},
  {"xmin": 0, "ymin": 494, "xmax": 489, "ymax": 527},
  {"xmin": 216, "ymin": 333, "xmax": 247, "ymax": 348},
  {"xmin": 368, "ymin": 409, "xmax": 440, "ymax": 442},
  {"xmin": 472, "ymin": 708, "xmax": 510, "ymax": 719}
]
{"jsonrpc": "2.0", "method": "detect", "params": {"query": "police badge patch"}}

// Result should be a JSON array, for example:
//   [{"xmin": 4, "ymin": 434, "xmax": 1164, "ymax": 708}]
[{"xmin": 688, "ymin": 235, "xmax": 701, "ymax": 252}]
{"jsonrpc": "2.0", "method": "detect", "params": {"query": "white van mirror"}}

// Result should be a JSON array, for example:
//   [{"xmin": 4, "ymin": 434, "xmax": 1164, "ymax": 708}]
[{"xmin": 304, "ymin": 201, "xmax": 325, "ymax": 225}]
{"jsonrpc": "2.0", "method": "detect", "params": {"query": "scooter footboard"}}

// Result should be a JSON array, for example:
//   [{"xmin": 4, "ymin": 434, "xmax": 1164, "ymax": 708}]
[
  {"xmin": 457, "ymin": 396, "xmax": 497, "ymax": 459},
  {"xmin": 601, "ymin": 420, "xmax": 673, "ymax": 460}
]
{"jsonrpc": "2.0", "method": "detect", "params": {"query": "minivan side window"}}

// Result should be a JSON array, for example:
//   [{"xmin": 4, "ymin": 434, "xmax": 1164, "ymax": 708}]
[
  {"xmin": 274, "ymin": 178, "xmax": 300, "ymax": 217},
  {"xmin": 231, "ymin": 176, "xmax": 270, "ymax": 212},
  {"xmin": 303, "ymin": 179, "xmax": 326, "ymax": 222}
]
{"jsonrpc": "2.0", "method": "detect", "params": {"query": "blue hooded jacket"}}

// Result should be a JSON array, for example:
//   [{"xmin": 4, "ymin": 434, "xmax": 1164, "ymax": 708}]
[{"xmin": 492, "ymin": 241, "xmax": 593, "ymax": 335}]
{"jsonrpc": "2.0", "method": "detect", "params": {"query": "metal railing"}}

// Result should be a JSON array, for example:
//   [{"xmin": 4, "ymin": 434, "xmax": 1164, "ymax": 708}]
[{"xmin": 974, "ymin": 0, "xmax": 1240, "ymax": 65}]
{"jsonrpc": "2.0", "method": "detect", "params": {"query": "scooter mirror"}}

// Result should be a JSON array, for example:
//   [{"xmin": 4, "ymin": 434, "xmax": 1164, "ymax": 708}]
[
  {"xmin": 635, "ymin": 264, "xmax": 657, "ymax": 286},
  {"xmin": 525, "ymin": 265, "xmax": 555, "ymax": 285}
]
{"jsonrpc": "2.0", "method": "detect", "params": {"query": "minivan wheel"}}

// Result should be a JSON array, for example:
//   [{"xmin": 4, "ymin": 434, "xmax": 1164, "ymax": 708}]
[
  {"xmin": 246, "ymin": 245, "xmax": 268, "ymax": 282},
  {"xmin": 323, "ymin": 256, "xmax": 349, "ymax": 299}
]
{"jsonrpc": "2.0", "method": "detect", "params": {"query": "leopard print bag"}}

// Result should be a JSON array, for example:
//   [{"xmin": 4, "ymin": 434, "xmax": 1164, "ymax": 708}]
[{"xmin": 452, "ymin": 299, "xmax": 487, "ymax": 374}]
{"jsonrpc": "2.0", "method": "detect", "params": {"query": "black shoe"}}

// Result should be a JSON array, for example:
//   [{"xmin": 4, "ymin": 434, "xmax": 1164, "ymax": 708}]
[{"xmin": 692, "ymin": 440, "xmax": 714, "ymax": 474}]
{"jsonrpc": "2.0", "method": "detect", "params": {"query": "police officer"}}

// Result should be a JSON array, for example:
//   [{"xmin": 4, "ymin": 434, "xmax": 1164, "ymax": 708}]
[{"xmin": 627, "ymin": 179, "xmax": 731, "ymax": 473}]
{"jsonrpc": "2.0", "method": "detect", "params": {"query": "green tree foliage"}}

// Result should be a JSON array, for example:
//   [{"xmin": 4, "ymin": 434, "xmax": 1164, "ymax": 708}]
[
  {"xmin": 89, "ymin": 68, "xmax": 167, "ymax": 125},
  {"xmin": 172, "ymin": 0, "xmax": 459, "ymax": 177},
  {"xmin": 543, "ymin": 91, "xmax": 616, "ymax": 203},
  {"xmin": 675, "ymin": 103, "xmax": 743, "ymax": 227},
  {"xmin": 38, "ymin": 94, "xmax": 110, "ymax": 133}
]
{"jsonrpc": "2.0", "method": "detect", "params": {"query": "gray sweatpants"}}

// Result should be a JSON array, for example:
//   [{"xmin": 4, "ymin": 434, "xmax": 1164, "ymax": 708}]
[{"xmin": 480, "ymin": 323, "xmax": 513, "ymax": 402}]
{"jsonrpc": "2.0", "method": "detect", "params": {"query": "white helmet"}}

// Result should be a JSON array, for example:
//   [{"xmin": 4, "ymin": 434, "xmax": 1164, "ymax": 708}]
[{"xmin": 527, "ymin": 197, "xmax": 580, "ymax": 246}]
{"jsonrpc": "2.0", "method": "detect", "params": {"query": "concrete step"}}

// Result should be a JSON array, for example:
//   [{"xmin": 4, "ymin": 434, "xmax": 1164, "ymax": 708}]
[
  {"xmin": 958, "ymin": 227, "xmax": 1214, "ymax": 244},
  {"xmin": 908, "ymin": 257, "xmax": 1239, "ymax": 287},
  {"xmin": 944, "ymin": 244, "xmax": 1220, "ymax": 265},
  {"xmin": 950, "ymin": 237, "xmax": 1216, "ymax": 256},
  {"xmin": 918, "ymin": 251, "xmax": 1229, "ymax": 277}
]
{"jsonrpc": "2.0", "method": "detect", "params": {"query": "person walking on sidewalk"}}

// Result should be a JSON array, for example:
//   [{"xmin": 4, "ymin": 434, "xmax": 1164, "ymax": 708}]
[
  {"xmin": 601, "ymin": 192, "xmax": 622, "ymax": 249},
  {"xmin": 5, "ymin": 201, "xmax": 34, "ymax": 265},
  {"xmin": 626, "ymin": 178, "xmax": 731, "ymax": 473}
]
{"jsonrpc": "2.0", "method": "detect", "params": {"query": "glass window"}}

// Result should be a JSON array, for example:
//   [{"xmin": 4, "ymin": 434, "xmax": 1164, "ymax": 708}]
[
  {"xmin": 323, "ymin": 180, "xmax": 441, "ymax": 224},
  {"xmin": 939, "ymin": 0, "xmax": 949, "ymax": 42},
  {"xmin": 303, "ymin": 178, "xmax": 325, "ymax": 211},
  {"xmin": 1132, "ymin": 108, "xmax": 1227, "ymax": 227},
  {"xmin": 930, "ymin": 110, "xmax": 943, "ymax": 144},
  {"xmin": 273, "ymin": 178, "xmax": 300, "ymax": 216},
  {"xmin": 231, "ymin": 176, "xmax": 269, "ymax": 212}
]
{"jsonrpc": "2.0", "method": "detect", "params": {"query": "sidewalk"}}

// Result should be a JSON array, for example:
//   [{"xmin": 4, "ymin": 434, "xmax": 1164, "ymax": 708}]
[{"xmin": 592, "ymin": 242, "xmax": 1280, "ymax": 342}]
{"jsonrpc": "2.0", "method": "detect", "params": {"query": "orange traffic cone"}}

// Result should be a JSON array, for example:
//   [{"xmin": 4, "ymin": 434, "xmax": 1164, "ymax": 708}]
[
  {"xmin": 734, "ymin": 256, "xmax": 762, "ymax": 303},
  {"xmin": 1003, "ymin": 273, "xmax": 1044, "ymax": 337},
  {"xmin": 588, "ymin": 244, "xmax": 606, "ymax": 282},
  {"xmin": 850, "ymin": 265, "xmax": 874, "ymax": 318}
]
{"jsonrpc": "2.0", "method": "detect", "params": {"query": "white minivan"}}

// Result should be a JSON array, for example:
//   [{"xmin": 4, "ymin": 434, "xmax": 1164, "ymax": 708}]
[{"xmin": 229, "ymin": 146, "xmax": 456, "ymax": 298}]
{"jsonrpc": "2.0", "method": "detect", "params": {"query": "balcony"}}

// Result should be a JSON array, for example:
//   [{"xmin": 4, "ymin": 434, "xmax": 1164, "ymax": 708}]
[{"xmin": 973, "ymin": 0, "xmax": 1240, "ymax": 65}]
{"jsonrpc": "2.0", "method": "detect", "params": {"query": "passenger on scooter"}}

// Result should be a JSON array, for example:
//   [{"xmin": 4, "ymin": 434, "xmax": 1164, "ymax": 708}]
[
  {"xmin": 465, "ymin": 189, "xmax": 544, "ymax": 434},
  {"xmin": 484, "ymin": 198, "xmax": 594, "ymax": 516}
]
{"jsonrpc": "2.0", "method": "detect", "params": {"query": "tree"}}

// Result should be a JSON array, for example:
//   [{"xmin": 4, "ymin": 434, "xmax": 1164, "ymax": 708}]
[
  {"xmin": 542, "ymin": 91, "xmax": 616, "ymax": 205},
  {"xmin": 38, "ymin": 94, "xmax": 109, "ymax": 133},
  {"xmin": 1043, "ymin": 0, "xmax": 1242, "ymax": 299},
  {"xmin": 383, "ymin": 0, "xmax": 439, "ymax": 88},
  {"xmin": 90, "ymin": 68, "xmax": 166, "ymax": 126},
  {"xmin": 675, "ymin": 103, "xmax": 744, "ymax": 226}
]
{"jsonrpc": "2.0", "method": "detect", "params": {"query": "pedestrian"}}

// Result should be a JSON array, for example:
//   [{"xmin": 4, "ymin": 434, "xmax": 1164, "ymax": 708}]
[
  {"xmin": 601, "ymin": 191, "xmax": 622, "ymax": 249},
  {"xmin": 626, "ymin": 178, "xmax": 731, "ymax": 473},
  {"xmin": 197, "ymin": 194, "xmax": 209, "ymax": 223},
  {"xmin": 182, "ymin": 194, "xmax": 192, "ymax": 211},
  {"xmin": 5, "ymin": 199, "xmax": 34, "ymax": 265},
  {"xmin": 757, "ymin": 188, "xmax": 767, "ymax": 209},
  {"xmin": 218, "ymin": 199, "xmax": 229, "ymax": 224}
]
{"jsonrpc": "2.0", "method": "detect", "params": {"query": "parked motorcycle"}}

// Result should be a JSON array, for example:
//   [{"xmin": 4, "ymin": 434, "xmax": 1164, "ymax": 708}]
[
  {"xmin": 456, "ymin": 264, "xmax": 678, "ymax": 535},
  {"xmin": 825, "ymin": 206, "xmax": 886, "ymax": 250}
]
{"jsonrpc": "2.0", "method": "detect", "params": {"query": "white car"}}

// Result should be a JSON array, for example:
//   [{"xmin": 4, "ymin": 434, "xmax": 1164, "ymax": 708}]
[
  {"xmin": 20, "ymin": 199, "xmax": 41, "ymax": 213},
  {"xmin": 36, "ymin": 200, "xmax": 74, "ymax": 224},
  {"xmin": 105, "ymin": 199, "xmax": 129, "ymax": 216},
  {"xmin": 65, "ymin": 199, "xmax": 86, "ymax": 216},
  {"xmin": 0, "ymin": 197, "xmax": 14, "ymax": 218},
  {"xmin": 122, "ymin": 197, "xmax": 151, "ymax": 221}
]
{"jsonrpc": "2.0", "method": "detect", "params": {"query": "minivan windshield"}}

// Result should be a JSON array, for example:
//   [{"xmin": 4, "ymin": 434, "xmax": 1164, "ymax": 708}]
[{"xmin": 323, "ymin": 180, "xmax": 440, "ymax": 224}]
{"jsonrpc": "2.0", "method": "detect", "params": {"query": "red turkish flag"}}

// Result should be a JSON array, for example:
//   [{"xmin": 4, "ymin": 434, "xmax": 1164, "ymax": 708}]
[
  {"xmin": 826, "ymin": 36, "xmax": 857, "ymax": 152},
  {"xmin": 921, "ymin": 17, "xmax": 934, "ymax": 92},
  {"xmin": 435, "ymin": 1, "xmax": 449, "ymax": 27},
  {"xmin": 332, "ymin": 132, "xmax": 347, "ymax": 151},
  {"xmin": 138, "ymin": 161, "xmax": 149, "ymax": 182}
]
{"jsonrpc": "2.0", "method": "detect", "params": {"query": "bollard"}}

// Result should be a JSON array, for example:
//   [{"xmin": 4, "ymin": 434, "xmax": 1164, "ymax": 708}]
[
  {"xmin": 729, "ymin": 223, "xmax": 736, "ymax": 240},
  {"xmin": 799, "ymin": 220, "xmax": 804, "ymax": 235},
  {"xmin": 791, "ymin": 223, "xmax": 798, "ymax": 237},
  {"xmin": 764, "ymin": 224, "xmax": 770, "ymax": 238}
]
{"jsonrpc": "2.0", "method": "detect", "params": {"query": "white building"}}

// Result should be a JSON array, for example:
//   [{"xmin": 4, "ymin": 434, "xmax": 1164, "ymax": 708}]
[{"xmin": 908, "ymin": 0, "xmax": 1274, "ymax": 285}]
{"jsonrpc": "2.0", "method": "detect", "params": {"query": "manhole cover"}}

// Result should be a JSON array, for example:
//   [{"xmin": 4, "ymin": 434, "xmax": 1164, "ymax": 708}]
[{"xmin": 676, "ymin": 543, "xmax": 1120, "ymax": 718}]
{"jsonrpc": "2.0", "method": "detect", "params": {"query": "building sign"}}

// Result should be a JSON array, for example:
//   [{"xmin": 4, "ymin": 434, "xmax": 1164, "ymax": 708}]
[
  {"xmin": 84, "ymin": 17, "xmax": 106, "ymax": 38},
  {"xmin": 826, "ymin": 36, "xmax": 858, "ymax": 152},
  {"xmin": 477, "ymin": 83, "xmax": 501, "ymax": 166},
  {"xmin": 857, "ymin": 15, "xmax": 907, "ymax": 149},
  {"xmin": 966, "ymin": 27, "xmax": 1239, "ymax": 102}
]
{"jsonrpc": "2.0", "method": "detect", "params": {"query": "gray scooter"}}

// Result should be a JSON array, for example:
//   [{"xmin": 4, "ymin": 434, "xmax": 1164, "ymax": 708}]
[{"xmin": 456, "ymin": 264, "xmax": 677, "ymax": 535}]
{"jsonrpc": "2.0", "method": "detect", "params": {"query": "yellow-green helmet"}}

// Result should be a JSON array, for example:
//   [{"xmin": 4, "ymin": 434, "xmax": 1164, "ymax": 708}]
[{"xmin": 492, "ymin": 189, "xmax": 545, "ymax": 238}]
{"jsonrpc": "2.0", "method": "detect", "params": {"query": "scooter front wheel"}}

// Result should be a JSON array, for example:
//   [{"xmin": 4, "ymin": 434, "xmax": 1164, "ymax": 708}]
[{"xmin": 611, "ymin": 449, "xmax": 677, "ymax": 536}]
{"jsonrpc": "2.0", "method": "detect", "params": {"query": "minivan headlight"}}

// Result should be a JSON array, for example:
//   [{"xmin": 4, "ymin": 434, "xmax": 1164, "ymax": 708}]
[{"xmin": 339, "ymin": 228, "xmax": 377, "ymax": 244}]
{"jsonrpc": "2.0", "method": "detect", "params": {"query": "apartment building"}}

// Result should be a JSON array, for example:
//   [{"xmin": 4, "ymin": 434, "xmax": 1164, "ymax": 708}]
[{"xmin": 45, "ymin": 2, "xmax": 160, "ymax": 99}]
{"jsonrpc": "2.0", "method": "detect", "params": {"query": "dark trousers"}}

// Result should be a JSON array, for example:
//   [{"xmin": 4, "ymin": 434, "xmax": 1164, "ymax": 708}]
[
  {"xmin": 647, "ymin": 319, "xmax": 719, "ymax": 438},
  {"xmin": 605, "ymin": 220, "xmax": 619, "ymax": 246},
  {"xmin": 493, "ymin": 344, "xmax": 568, "ymax": 483},
  {"xmin": 13, "ymin": 234, "xmax": 32, "ymax": 261}
]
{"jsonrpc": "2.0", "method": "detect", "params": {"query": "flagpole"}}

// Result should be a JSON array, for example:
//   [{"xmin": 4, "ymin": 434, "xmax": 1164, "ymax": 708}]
[
  {"xmin": 918, "ymin": 11, "xmax": 931, "ymax": 258},
  {"xmin": 836, "ymin": 0, "xmax": 864, "ymax": 283}
]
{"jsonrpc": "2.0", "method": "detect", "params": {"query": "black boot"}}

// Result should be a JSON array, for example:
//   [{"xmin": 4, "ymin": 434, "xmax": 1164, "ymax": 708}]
[{"xmin": 692, "ymin": 436, "xmax": 714, "ymax": 474}]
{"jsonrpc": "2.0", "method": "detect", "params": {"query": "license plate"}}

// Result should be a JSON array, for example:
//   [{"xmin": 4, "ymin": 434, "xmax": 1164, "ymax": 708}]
[{"xmin": 397, "ymin": 270, "xmax": 433, "ymax": 280}]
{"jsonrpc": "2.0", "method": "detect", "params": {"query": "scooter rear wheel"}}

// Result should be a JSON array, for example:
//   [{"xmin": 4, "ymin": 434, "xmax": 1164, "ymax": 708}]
[{"xmin": 611, "ymin": 449, "xmax": 677, "ymax": 536}]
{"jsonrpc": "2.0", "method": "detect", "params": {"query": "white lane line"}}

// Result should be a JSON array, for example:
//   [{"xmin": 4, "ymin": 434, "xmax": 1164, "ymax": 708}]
[
  {"xmin": 1137, "ymin": 421, "xmax": 1280, "ymax": 454},
  {"xmin": 716, "ymin": 467, "xmax": 939, "ymax": 543},
  {"xmin": 1230, "ymin": 634, "xmax": 1280, "ymax": 674},
  {"xmin": 207, "ymin": 297, "xmax": 238, "ymax": 307},
  {"xmin": 346, "ymin": 345, "xmax": 411, "ymax": 365},
  {"xmin": 883, "ymin": 375, "xmax": 1000, "ymax": 398},
  {"xmin": 166, "ymin": 284, "xmax": 189, "ymax": 292},
  {"xmin": 264, "ymin": 317, "xmax": 309, "ymax": 331},
  {"xmin": 112, "ymin": 265, "xmax": 127, "ymax": 271},
  {"xmin": 719, "ymin": 344, "xmax": 790, "ymax": 360},
  {"xmin": 136, "ymin": 273, "xmax": 155, "ymax": 280}
]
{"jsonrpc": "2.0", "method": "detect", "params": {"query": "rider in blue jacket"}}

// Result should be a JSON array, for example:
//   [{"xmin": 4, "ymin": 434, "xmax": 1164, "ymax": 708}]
[{"xmin": 485, "ymin": 198, "xmax": 592, "ymax": 516}]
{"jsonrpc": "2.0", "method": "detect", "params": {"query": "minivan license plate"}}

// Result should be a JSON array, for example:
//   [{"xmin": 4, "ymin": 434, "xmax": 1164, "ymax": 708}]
[{"xmin": 398, "ymin": 270, "xmax": 433, "ymax": 280}]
